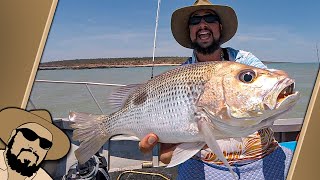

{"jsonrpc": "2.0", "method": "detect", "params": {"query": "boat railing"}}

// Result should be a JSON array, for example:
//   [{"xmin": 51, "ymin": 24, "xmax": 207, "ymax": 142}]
[
  {"xmin": 29, "ymin": 80, "xmax": 126, "ymax": 114},
  {"xmin": 29, "ymin": 79, "xmax": 303, "ymax": 174}
]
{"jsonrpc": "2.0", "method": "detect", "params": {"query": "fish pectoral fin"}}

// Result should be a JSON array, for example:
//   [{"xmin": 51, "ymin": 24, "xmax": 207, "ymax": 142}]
[
  {"xmin": 166, "ymin": 142, "xmax": 206, "ymax": 168},
  {"xmin": 198, "ymin": 119, "xmax": 238, "ymax": 180}
]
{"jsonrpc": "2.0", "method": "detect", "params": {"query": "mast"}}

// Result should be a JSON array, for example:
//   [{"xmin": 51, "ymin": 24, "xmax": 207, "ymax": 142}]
[{"xmin": 151, "ymin": 0, "xmax": 161, "ymax": 79}]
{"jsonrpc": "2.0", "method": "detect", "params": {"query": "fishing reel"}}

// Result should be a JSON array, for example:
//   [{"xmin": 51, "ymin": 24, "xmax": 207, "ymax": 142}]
[{"xmin": 63, "ymin": 154, "xmax": 110, "ymax": 180}]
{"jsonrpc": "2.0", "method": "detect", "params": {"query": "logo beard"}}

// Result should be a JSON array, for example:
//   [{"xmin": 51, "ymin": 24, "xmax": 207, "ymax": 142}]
[
  {"xmin": 6, "ymin": 135, "xmax": 42, "ymax": 177},
  {"xmin": 6, "ymin": 148, "xmax": 41, "ymax": 177}
]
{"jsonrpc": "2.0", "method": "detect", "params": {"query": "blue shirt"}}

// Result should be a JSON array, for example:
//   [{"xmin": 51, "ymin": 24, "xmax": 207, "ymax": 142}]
[{"xmin": 183, "ymin": 47, "xmax": 267, "ymax": 69}]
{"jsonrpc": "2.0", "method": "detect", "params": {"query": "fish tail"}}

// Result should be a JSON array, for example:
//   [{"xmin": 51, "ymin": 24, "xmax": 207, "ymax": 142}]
[{"xmin": 69, "ymin": 112, "xmax": 111, "ymax": 164}]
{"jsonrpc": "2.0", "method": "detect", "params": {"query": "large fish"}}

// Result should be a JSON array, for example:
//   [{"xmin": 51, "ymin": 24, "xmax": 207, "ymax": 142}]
[{"xmin": 69, "ymin": 61, "xmax": 299, "ymax": 178}]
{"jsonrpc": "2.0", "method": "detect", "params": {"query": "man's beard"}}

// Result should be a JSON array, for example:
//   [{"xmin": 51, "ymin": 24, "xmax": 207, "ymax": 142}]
[
  {"xmin": 6, "ymin": 134, "xmax": 41, "ymax": 177},
  {"xmin": 191, "ymin": 33, "xmax": 221, "ymax": 55}
]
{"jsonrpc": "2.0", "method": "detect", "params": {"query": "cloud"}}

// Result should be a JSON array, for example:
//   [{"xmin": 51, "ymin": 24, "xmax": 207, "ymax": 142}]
[
  {"xmin": 235, "ymin": 35, "xmax": 275, "ymax": 42},
  {"xmin": 224, "ymin": 25, "xmax": 318, "ymax": 63},
  {"xmin": 87, "ymin": 18, "xmax": 96, "ymax": 24},
  {"xmin": 59, "ymin": 30, "xmax": 154, "ymax": 45}
]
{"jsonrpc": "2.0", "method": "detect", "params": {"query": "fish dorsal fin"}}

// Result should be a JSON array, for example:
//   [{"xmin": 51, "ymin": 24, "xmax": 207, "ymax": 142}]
[
  {"xmin": 166, "ymin": 142, "xmax": 206, "ymax": 168},
  {"xmin": 107, "ymin": 84, "xmax": 141, "ymax": 111}
]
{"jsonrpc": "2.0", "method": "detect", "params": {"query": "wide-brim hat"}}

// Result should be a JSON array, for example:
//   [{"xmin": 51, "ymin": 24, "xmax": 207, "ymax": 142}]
[
  {"xmin": 171, "ymin": 0, "xmax": 238, "ymax": 48},
  {"xmin": 0, "ymin": 107, "xmax": 70, "ymax": 160}
]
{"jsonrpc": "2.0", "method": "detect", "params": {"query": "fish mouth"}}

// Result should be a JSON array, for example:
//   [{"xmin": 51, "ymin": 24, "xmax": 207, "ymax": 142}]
[
  {"xmin": 264, "ymin": 78, "xmax": 300, "ymax": 110},
  {"xmin": 275, "ymin": 82, "xmax": 300, "ymax": 109},
  {"xmin": 278, "ymin": 82, "xmax": 294, "ymax": 99},
  {"xmin": 246, "ymin": 80, "xmax": 300, "ymax": 132}
]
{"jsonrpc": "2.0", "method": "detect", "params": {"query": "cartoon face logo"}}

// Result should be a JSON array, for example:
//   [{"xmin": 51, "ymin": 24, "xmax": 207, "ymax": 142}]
[
  {"xmin": 0, "ymin": 108, "xmax": 70, "ymax": 179},
  {"xmin": 6, "ymin": 123, "xmax": 53, "ymax": 177}
]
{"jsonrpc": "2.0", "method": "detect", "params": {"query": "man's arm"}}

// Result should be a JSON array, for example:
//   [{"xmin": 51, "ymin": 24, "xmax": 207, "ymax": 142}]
[{"xmin": 227, "ymin": 47, "xmax": 267, "ymax": 69}]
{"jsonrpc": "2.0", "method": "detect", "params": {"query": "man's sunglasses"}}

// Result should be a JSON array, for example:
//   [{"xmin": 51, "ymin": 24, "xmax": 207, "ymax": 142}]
[
  {"xmin": 189, "ymin": 14, "xmax": 220, "ymax": 25},
  {"xmin": 16, "ymin": 128, "xmax": 52, "ymax": 150}
]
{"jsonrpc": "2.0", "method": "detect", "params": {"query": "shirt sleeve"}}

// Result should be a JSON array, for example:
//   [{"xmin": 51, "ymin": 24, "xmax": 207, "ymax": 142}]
[
  {"xmin": 227, "ymin": 47, "xmax": 268, "ymax": 69},
  {"xmin": 182, "ymin": 57, "xmax": 193, "ymax": 65}
]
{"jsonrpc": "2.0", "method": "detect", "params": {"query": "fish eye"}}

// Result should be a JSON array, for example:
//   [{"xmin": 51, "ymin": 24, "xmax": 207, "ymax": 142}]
[{"xmin": 239, "ymin": 70, "xmax": 256, "ymax": 83}]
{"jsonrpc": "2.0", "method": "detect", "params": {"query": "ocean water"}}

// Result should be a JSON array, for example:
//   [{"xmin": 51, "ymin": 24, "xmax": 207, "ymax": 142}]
[{"xmin": 28, "ymin": 63, "xmax": 319, "ymax": 119}]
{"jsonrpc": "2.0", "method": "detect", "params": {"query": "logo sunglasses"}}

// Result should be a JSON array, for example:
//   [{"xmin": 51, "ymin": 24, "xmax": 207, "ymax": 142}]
[
  {"xmin": 16, "ymin": 128, "xmax": 53, "ymax": 150},
  {"xmin": 189, "ymin": 14, "xmax": 220, "ymax": 25}
]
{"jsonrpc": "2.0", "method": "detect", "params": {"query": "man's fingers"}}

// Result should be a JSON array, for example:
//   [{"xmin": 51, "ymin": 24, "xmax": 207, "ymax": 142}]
[
  {"xmin": 139, "ymin": 133, "xmax": 159, "ymax": 153},
  {"xmin": 159, "ymin": 143, "xmax": 178, "ymax": 164}
]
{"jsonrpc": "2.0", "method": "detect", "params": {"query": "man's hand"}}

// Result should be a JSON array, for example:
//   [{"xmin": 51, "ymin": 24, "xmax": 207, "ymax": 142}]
[
  {"xmin": 139, "ymin": 133, "xmax": 178, "ymax": 164},
  {"xmin": 138, "ymin": 133, "xmax": 158, "ymax": 153}
]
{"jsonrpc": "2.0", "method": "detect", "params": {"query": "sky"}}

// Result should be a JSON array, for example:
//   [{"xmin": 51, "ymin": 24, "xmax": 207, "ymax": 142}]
[{"xmin": 41, "ymin": 0, "xmax": 320, "ymax": 63}]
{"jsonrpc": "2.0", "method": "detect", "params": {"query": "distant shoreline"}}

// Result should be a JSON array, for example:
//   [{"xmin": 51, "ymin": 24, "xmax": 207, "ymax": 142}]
[
  {"xmin": 38, "ymin": 57, "xmax": 187, "ymax": 70},
  {"xmin": 38, "ymin": 57, "xmax": 289, "ymax": 70},
  {"xmin": 39, "ymin": 63, "xmax": 180, "ymax": 70}
]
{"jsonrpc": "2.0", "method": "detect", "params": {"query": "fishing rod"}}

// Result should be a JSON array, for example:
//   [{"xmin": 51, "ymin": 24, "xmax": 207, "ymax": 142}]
[{"xmin": 151, "ymin": 0, "xmax": 161, "ymax": 79}]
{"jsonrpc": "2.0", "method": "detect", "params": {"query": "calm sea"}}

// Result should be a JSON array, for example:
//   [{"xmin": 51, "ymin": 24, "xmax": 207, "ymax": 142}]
[{"xmin": 28, "ymin": 63, "xmax": 319, "ymax": 119}]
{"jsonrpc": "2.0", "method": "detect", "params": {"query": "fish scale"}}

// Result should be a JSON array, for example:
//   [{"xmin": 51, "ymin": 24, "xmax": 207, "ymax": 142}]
[{"xmin": 107, "ymin": 66, "xmax": 208, "ymax": 142}]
